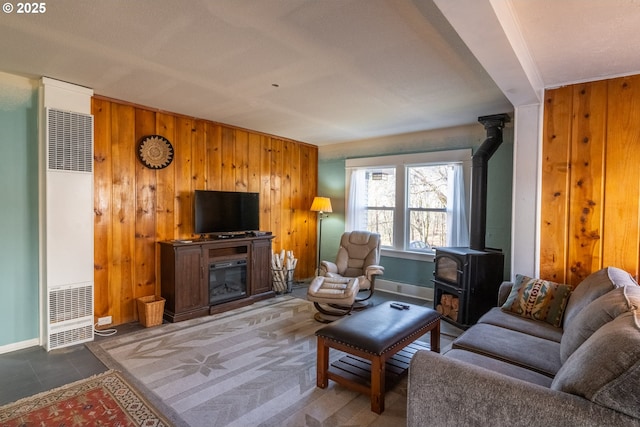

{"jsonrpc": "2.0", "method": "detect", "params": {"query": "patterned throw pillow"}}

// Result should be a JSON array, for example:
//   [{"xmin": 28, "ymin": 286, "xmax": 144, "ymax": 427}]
[{"xmin": 501, "ymin": 274, "xmax": 572, "ymax": 327}]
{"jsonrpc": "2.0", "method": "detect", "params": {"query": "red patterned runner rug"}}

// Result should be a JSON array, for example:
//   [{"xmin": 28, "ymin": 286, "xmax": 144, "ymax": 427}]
[{"xmin": 0, "ymin": 370, "xmax": 172, "ymax": 427}]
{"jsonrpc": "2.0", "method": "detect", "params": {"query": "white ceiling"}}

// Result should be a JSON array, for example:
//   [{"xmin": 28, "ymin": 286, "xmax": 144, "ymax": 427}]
[
  {"xmin": 510, "ymin": 0, "xmax": 640, "ymax": 87},
  {"xmin": 1, "ymin": 0, "xmax": 639, "ymax": 146}
]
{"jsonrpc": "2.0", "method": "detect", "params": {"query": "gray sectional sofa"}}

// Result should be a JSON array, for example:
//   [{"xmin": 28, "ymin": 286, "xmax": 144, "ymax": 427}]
[{"xmin": 408, "ymin": 267, "xmax": 640, "ymax": 426}]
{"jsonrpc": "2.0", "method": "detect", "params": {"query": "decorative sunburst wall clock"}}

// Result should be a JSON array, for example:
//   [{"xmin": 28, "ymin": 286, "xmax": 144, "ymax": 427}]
[{"xmin": 137, "ymin": 135, "xmax": 174, "ymax": 169}]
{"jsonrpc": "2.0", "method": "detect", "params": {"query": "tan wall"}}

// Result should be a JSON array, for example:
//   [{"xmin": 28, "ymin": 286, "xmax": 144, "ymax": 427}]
[
  {"xmin": 92, "ymin": 97, "xmax": 318, "ymax": 325},
  {"xmin": 541, "ymin": 74, "xmax": 640, "ymax": 285}
]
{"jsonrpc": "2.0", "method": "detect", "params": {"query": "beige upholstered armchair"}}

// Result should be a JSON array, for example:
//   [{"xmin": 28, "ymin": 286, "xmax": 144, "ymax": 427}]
[{"xmin": 319, "ymin": 231, "xmax": 385, "ymax": 305}]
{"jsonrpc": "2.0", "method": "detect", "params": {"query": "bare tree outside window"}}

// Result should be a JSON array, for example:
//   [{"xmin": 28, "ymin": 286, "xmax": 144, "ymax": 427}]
[
  {"xmin": 407, "ymin": 165, "xmax": 448, "ymax": 251},
  {"xmin": 364, "ymin": 168, "xmax": 395, "ymax": 246}
]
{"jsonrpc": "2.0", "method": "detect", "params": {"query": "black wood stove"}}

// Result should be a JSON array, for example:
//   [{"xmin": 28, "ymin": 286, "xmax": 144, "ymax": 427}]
[
  {"xmin": 433, "ymin": 114, "xmax": 509, "ymax": 329},
  {"xmin": 433, "ymin": 247, "xmax": 504, "ymax": 328}
]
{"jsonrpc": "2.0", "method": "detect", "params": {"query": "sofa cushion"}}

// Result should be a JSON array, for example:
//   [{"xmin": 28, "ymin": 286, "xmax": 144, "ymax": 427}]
[
  {"xmin": 444, "ymin": 349, "xmax": 553, "ymax": 387},
  {"xmin": 560, "ymin": 285, "xmax": 640, "ymax": 363},
  {"xmin": 551, "ymin": 310, "xmax": 640, "ymax": 419},
  {"xmin": 478, "ymin": 307, "xmax": 563, "ymax": 342},
  {"xmin": 563, "ymin": 267, "xmax": 637, "ymax": 328},
  {"xmin": 501, "ymin": 274, "xmax": 572, "ymax": 327},
  {"xmin": 452, "ymin": 323, "xmax": 562, "ymax": 377}
]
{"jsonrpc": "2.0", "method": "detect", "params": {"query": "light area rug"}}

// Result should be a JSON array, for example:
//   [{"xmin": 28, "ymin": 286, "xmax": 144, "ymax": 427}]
[
  {"xmin": 88, "ymin": 296, "xmax": 409, "ymax": 427},
  {"xmin": 0, "ymin": 370, "xmax": 172, "ymax": 426}
]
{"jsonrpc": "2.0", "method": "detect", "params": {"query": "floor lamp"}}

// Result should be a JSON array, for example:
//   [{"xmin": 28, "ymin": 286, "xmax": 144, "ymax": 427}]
[{"xmin": 311, "ymin": 196, "xmax": 332, "ymax": 276}]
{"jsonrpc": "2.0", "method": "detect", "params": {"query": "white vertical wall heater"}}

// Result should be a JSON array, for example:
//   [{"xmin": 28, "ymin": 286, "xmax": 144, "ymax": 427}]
[{"xmin": 41, "ymin": 78, "xmax": 95, "ymax": 351}]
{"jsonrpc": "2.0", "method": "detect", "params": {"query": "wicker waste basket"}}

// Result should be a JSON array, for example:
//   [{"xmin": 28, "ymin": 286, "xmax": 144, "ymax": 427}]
[{"xmin": 136, "ymin": 295, "xmax": 165, "ymax": 327}]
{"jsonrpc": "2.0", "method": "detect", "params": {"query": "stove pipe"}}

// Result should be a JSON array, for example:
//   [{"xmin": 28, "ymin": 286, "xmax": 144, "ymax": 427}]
[{"xmin": 469, "ymin": 113, "xmax": 511, "ymax": 250}]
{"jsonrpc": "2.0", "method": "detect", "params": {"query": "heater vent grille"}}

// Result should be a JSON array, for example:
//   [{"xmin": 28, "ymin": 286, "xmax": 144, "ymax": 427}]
[
  {"xmin": 48, "ymin": 285, "xmax": 93, "ymax": 324},
  {"xmin": 47, "ymin": 284, "xmax": 93, "ymax": 350},
  {"xmin": 48, "ymin": 324, "xmax": 93, "ymax": 350},
  {"xmin": 47, "ymin": 109, "xmax": 93, "ymax": 173}
]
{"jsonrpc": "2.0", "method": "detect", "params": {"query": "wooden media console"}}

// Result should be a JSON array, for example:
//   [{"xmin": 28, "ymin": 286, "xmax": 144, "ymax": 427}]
[{"xmin": 159, "ymin": 235, "xmax": 274, "ymax": 322}]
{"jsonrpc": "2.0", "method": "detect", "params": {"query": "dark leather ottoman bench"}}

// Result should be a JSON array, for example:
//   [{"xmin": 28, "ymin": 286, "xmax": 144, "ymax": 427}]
[{"xmin": 315, "ymin": 301, "xmax": 441, "ymax": 414}]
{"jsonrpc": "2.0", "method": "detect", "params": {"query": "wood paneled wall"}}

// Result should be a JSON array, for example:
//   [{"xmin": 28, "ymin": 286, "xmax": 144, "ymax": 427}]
[
  {"xmin": 92, "ymin": 97, "xmax": 318, "ymax": 325},
  {"xmin": 541, "ymin": 74, "xmax": 640, "ymax": 286}
]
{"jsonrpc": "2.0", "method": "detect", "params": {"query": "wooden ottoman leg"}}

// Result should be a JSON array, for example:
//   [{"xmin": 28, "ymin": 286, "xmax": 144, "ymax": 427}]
[
  {"xmin": 370, "ymin": 356, "xmax": 385, "ymax": 414},
  {"xmin": 430, "ymin": 320, "xmax": 441, "ymax": 353},
  {"xmin": 317, "ymin": 336, "xmax": 329, "ymax": 388}
]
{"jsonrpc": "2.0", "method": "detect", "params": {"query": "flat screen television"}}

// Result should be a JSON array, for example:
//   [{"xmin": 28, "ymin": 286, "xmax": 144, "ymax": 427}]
[{"xmin": 194, "ymin": 190, "xmax": 260, "ymax": 235}]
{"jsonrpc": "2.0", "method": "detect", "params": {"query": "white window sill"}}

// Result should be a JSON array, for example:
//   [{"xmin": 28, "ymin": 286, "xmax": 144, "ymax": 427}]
[{"xmin": 381, "ymin": 248, "xmax": 435, "ymax": 262}]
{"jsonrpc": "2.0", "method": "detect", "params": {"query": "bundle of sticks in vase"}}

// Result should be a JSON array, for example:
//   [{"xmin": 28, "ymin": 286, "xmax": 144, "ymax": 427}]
[
  {"xmin": 271, "ymin": 250, "xmax": 297, "ymax": 294},
  {"xmin": 436, "ymin": 293, "xmax": 459, "ymax": 322}
]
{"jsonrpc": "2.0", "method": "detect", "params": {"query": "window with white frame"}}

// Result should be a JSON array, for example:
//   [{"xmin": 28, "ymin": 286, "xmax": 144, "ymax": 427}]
[
  {"xmin": 407, "ymin": 164, "xmax": 448, "ymax": 250},
  {"xmin": 345, "ymin": 150, "xmax": 471, "ymax": 257},
  {"xmin": 362, "ymin": 167, "xmax": 396, "ymax": 246}
]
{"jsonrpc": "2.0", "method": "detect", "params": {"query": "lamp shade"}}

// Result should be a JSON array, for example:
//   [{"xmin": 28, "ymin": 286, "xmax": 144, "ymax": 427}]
[{"xmin": 310, "ymin": 196, "xmax": 332, "ymax": 213}]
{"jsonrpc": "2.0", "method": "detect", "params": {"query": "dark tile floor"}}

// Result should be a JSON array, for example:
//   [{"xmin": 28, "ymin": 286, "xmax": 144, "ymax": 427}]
[
  {"xmin": 0, "ymin": 323, "xmax": 143, "ymax": 406},
  {"xmin": 0, "ymin": 287, "xmax": 462, "ymax": 406}
]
